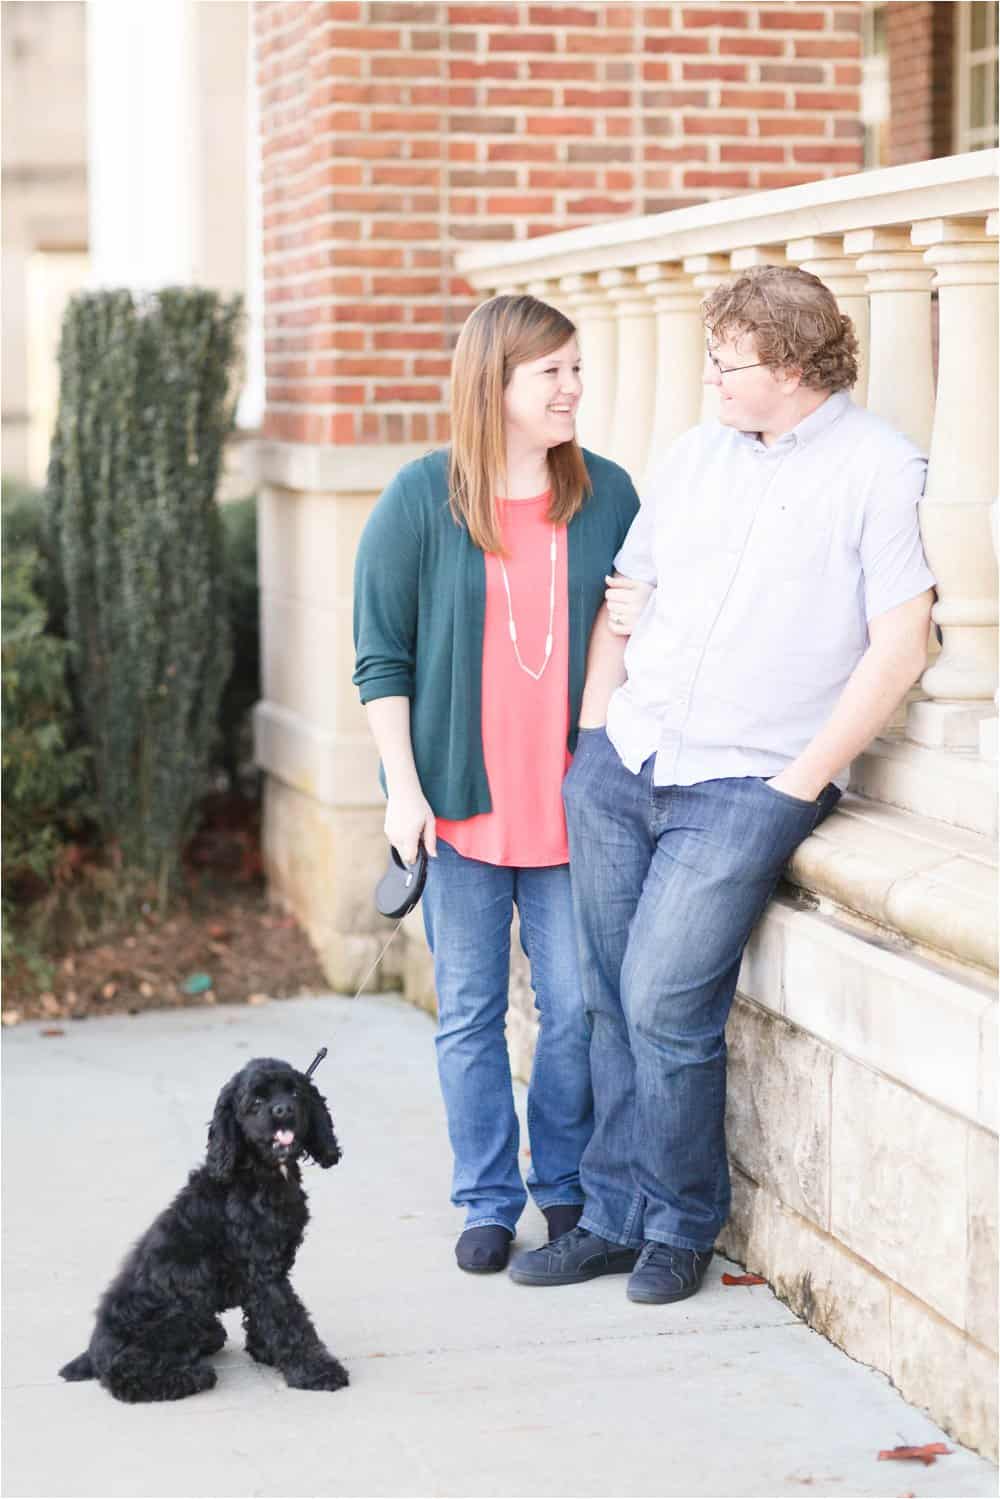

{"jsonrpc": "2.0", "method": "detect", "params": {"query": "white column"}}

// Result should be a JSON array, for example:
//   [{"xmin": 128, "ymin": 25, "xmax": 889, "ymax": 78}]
[
  {"xmin": 559, "ymin": 273, "xmax": 618, "ymax": 458},
  {"xmin": 684, "ymin": 254, "xmax": 731, "ymax": 423},
  {"xmin": 526, "ymin": 277, "xmax": 572, "ymax": 324},
  {"xmin": 785, "ymin": 236, "xmax": 871, "ymax": 405},
  {"xmin": 87, "ymin": 0, "xmax": 199, "ymax": 289},
  {"xmin": 907, "ymin": 217, "xmax": 999, "ymax": 749},
  {"xmin": 636, "ymin": 263, "xmax": 704, "ymax": 485},
  {"xmin": 843, "ymin": 228, "xmax": 935, "ymax": 453},
  {"xmin": 597, "ymin": 268, "xmax": 657, "ymax": 478}
]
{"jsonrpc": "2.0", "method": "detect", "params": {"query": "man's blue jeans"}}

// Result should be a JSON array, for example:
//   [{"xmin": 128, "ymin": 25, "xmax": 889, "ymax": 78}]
[
  {"xmin": 422, "ymin": 839, "xmax": 593, "ymax": 1233},
  {"xmin": 563, "ymin": 728, "xmax": 840, "ymax": 1253}
]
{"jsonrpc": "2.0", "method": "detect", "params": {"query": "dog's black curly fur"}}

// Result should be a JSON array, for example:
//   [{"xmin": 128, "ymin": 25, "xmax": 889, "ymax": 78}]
[{"xmin": 59, "ymin": 1058, "xmax": 349, "ymax": 1402}]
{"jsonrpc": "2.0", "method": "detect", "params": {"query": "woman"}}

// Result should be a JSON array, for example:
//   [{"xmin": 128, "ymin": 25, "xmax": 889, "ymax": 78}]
[{"xmin": 353, "ymin": 295, "xmax": 639, "ymax": 1274}]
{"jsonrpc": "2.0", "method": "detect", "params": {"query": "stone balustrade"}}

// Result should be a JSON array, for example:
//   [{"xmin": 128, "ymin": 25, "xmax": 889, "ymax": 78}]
[
  {"xmin": 457, "ymin": 151, "xmax": 1000, "ymax": 783},
  {"xmin": 448, "ymin": 152, "xmax": 999, "ymax": 1458}
]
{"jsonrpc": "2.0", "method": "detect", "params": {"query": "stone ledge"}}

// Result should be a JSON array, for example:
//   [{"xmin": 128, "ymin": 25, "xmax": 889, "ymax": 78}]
[
  {"xmin": 242, "ymin": 438, "xmax": 431, "ymax": 496},
  {"xmin": 787, "ymin": 792, "xmax": 998, "ymax": 975}
]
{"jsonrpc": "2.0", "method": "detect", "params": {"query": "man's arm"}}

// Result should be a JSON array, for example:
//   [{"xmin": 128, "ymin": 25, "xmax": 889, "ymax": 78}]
[{"xmin": 768, "ymin": 589, "xmax": 934, "ymax": 801}]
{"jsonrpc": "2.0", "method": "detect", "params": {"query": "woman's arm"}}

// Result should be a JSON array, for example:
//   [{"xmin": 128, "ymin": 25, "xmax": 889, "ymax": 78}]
[
  {"xmin": 578, "ymin": 604, "xmax": 628, "ymax": 728},
  {"xmin": 365, "ymin": 697, "xmax": 437, "ymax": 862}
]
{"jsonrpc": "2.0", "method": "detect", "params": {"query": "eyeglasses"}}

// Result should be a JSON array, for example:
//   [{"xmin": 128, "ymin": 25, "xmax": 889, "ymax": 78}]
[{"xmin": 705, "ymin": 346, "xmax": 766, "ymax": 377}]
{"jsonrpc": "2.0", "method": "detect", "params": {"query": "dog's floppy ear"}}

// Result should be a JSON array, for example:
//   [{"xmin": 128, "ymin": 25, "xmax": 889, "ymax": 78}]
[
  {"xmin": 302, "ymin": 1079, "xmax": 341, "ymax": 1168},
  {"xmin": 206, "ymin": 1077, "xmax": 241, "ymax": 1181}
]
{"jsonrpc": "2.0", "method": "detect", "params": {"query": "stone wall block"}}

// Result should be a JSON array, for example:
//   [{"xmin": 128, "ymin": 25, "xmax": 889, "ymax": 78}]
[
  {"xmin": 765, "ymin": 1201, "xmax": 893, "ymax": 1373},
  {"xmin": 263, "ymin": 779, "xmax": 403, "ymax": 993},
  {"xmin": 830, "ymin": 1057, "xmax": 968, "ymax": 1328},
  {"xmin": 736, "ymin": 908, "xmax": 785, "ymax": 1012},
  {"xmin": 725, "ymin": 998, "xmax": 832, "ymax": 1230},
  {"xmin": 781, "ymin": 906, "xmax": 988, "ymax": 1127},
  {"xmin": 890, "ymin": 1287, "xmax": 998, "ymax": 1462},
  {"xmin": 966, "ymin": 1126, "xmax": 999, "ymax": 1354}
]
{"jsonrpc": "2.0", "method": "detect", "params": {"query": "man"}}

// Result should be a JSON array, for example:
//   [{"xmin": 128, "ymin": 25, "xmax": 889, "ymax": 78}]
[{"xmin": 508, "ymin": 265, "xmax": 935, "ymax": 1304}]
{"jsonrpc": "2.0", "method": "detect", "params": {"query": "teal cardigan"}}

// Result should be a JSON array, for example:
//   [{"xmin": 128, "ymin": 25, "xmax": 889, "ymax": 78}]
[{"xmin": 352, "ymin": 446, "xmax": 639, "ymax": 820}]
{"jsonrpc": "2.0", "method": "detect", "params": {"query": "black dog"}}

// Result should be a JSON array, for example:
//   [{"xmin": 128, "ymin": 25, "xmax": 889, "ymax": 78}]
[{"xmin": 59, "ymin": 1057, "xmax": 349, "ymax": 1402}]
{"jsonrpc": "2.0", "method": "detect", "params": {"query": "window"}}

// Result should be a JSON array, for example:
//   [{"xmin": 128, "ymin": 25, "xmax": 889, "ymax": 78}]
[
  {"xmin": 955, "ymin": 1, "xmax": 999, "ymax": 152},
  {"xmin": 861, "ymin": 3, "xmax": 890, "ymax": 169}
]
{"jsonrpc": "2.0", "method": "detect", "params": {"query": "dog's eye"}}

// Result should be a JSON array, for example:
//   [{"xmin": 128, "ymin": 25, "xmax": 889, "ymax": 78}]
[{"xmin": 249, "ymin": 1097, "xmax": 265, "ymax": 1111}]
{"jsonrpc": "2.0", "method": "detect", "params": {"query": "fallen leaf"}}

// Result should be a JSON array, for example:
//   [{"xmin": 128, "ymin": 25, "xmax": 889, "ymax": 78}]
[
  {"xmin": 722, "ymin": 1272, "xmax": 767, "ymax": 1286},
  {"xmin": 62, "ymin": 957, "xmax": 76, "ymax": 975},
  {"xmin": 41, "ymin": 1027, "xmax": 65, "ymax": 1038},
  {"xmin": 101, "ymin": 982, "xmax": 118, "ymax": 1000},
  {"xmin": 40, "ymin": 993, "xmax": 63, "ymax": 1017},
  {"xmin": 2, "ymin": 1011, "xmax": 22, "ymax": 1027},
  {"xmin": 124, "ymin": 937, "xmax": 137, "ymax": 949},
  {"xmin": 201, "ymin": 990, "xmax": 216, "ymax": 1005},
  {"xmin": 877, "ymin": 1444, "xmax": 950, "ymax": 1467},
  {"xmin": 139, "ymin": 982, "xmax": 154, "ymax": 998},
  {"xmin": 247, "ymin": 993, "xmax": 269, "ymax": 1006},
  {"xmin": 208, "ymin": 923, "xmax": 230, "ymax": 941}
]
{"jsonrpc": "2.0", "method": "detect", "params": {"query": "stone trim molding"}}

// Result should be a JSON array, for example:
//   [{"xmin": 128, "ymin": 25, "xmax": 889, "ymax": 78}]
[{"xmin": 789, "ymin": 792, "xmax": 998, "ymax": 975}]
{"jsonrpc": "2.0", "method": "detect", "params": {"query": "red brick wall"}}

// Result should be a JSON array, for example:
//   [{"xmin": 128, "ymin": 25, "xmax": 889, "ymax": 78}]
[
  {"xmin": 886, "ymin": 2, "xmax": 954, "ymax": 166},
  {"xmin": 255, "ymin": 0, "xmax": 864, "ymax": 446}
]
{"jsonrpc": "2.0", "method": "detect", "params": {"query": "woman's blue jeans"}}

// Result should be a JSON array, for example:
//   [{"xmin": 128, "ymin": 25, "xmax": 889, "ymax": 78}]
[
  {"xmin": 421, "ymin": 839, "xmax": 593, "ymax": 1233},
  {"xmin": 563, "ymin": 728, "xmax": 841, "ymax": 1253}
]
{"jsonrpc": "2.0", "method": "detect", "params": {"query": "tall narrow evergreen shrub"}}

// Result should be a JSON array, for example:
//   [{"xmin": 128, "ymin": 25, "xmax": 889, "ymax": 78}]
[{"xmin": 47, "ymin": 287, "xmax": 243, "ymax": 904}]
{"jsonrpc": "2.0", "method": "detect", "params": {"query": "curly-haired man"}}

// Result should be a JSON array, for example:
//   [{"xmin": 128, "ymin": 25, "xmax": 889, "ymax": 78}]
[{"xmin": 510, "ymin": 265, "xmax": 935, "ymax": 1303}]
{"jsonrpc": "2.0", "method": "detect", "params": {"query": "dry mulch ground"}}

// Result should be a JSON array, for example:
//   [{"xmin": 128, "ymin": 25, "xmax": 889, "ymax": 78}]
[{"xmin": 2, "ymin": 795, "xmax": 329, "ymax": 1029}]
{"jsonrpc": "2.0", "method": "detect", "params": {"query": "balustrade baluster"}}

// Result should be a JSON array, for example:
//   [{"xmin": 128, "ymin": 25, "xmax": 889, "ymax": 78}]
[{"xmin": 908, "ymin": 216, "xmax": 999, "ymax": 749}]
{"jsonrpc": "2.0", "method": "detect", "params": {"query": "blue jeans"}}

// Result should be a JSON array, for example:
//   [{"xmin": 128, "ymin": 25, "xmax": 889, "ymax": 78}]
[
  {"xmin": 421, "ymin": 839, "xmax": 593, "ymax": 1233},
  {"xmin": 563, "ymin": 728, "xmax": 840, "ymax": 1252}
]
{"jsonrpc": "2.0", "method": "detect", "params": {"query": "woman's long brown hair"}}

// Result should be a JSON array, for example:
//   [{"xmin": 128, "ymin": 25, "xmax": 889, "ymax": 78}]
[{"xmin": 448, "ymin": 294, "xmax": 592, "ymax": 554}]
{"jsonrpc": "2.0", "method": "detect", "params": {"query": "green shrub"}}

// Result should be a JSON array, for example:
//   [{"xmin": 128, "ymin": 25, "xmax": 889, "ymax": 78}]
[
  {"xmin": 47, "ymin": 287, "xmax": 243, "ymax": 906},
  {"xmin": 1, "ymin": 542, "xmax": 89, "ymax": 906}
]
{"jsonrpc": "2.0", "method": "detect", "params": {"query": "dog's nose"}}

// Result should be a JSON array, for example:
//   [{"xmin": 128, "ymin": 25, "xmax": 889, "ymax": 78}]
[{"xmin": 271, "ymin": 1100, "xmax": 294, "ymax": 1122}]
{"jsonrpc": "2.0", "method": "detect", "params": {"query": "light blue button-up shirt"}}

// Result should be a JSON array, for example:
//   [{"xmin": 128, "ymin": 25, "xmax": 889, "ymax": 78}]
[{"xmin": 608, "ymin": 392, "xmax": 935, "ymax": 789}]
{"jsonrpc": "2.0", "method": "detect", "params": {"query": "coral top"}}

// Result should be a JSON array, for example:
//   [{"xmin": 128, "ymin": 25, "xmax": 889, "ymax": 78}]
[{"xmin": 437, "ymin": 491, "xmax": 571, "ymax": 867}]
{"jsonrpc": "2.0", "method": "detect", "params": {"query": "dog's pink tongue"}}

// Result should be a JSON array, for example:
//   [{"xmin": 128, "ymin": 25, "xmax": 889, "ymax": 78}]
[{"xmin": 275, "ymin": 1129, "xmax": 294, "ymax": 1146}]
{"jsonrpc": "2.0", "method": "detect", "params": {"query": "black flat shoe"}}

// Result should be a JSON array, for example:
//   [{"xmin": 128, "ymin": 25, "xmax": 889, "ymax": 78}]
[{"xmin": 455, "ymin": 1225, "xmax": 513, "ymax": 1274}]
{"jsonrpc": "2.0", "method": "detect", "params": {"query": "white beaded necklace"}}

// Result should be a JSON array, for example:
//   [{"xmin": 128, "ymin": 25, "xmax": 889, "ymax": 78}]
[{"xmin": 497, "ymin": 524, "xmax": 557, "ymax": 682}]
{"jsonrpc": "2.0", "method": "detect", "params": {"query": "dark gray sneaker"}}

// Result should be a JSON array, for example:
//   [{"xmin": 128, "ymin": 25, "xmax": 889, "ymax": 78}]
[
  {"xmin": 509, "ymin": 1226, "xmax": 639, "ymax": 1286},
  {"xmin": 626, "ymin": 1242, "xmax": 713, "ymax": 1304}
]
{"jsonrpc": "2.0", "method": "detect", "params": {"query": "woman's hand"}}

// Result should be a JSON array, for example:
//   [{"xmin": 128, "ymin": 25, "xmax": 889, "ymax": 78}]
[
  {"xmin": 385, "ymin": 785, "xmax": 437, "ymax": 864},
  {"xmin": 604, "ymin": 574, "xmax": 655, "ymax": 637}
]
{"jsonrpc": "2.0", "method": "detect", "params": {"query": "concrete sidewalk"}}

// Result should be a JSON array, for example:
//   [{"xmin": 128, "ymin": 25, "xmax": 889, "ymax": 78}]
[{"xmin": 3, "ymin": 991, "xmax": 996, "ymax": 1499}]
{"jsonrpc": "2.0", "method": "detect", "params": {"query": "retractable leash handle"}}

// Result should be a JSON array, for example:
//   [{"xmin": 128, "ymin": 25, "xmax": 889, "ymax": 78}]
[{"xmin": 375, "ymin": 841, "xmax": 429, "ymax": 919}]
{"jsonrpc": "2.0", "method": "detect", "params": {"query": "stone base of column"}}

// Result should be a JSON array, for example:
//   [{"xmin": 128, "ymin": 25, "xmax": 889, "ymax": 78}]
[
  {"xmin": 906, "ymin": 697, "xmax": 997, "ymax": 750},
  {"xmin": 261, "ymin": 775, "xmax": 405, "ymax": 996},
  {"xmin": 850, "ymin": 734, "xmax": 997, "ymax": 840}
]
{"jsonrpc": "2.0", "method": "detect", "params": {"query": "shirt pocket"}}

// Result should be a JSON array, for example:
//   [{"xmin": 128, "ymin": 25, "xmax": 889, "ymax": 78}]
[{"xmin": 748, "ymin": 498, "xmax": 836, "ymax": 585}]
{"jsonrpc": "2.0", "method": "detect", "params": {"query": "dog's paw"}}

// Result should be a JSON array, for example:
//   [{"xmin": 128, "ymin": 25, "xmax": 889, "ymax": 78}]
[{"xmin": 285, "ymin": 1355, "xmax": 350, "ymax": 1392}]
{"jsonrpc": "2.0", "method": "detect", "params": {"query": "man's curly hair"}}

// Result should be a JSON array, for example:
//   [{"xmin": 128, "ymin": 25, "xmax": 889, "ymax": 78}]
[{"xmin": 703, "ymin": 264, "xmax": 859, "ymax": 392}]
